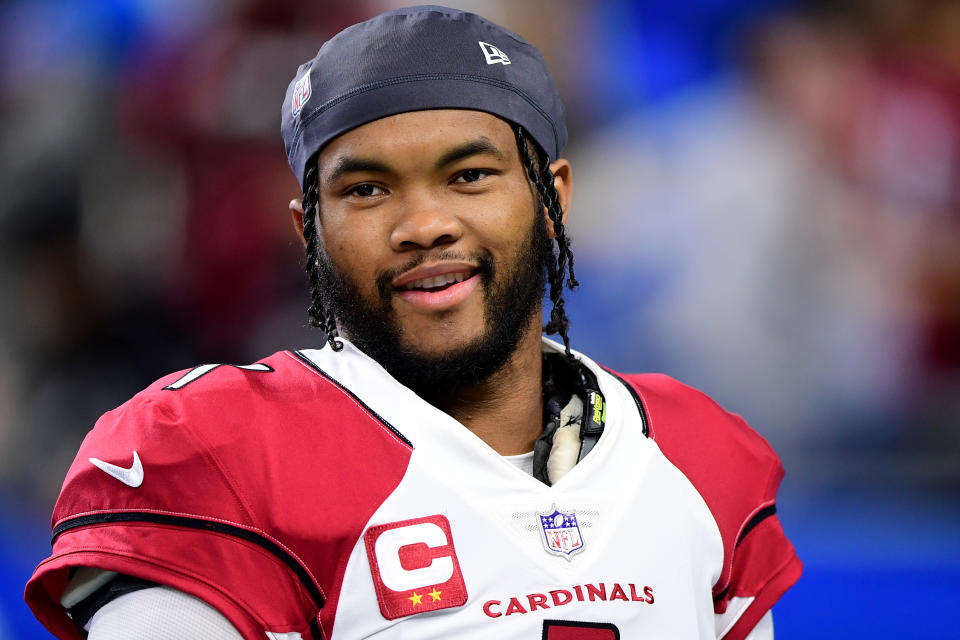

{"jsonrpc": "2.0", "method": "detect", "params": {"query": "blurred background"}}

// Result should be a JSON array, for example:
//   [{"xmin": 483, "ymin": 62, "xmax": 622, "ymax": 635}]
[{"xmin": 1, "ymin": 0, "xmax": 958, "ymax": 636}]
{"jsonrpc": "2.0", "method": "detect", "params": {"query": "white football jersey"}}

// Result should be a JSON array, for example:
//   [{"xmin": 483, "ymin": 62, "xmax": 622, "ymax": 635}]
[{"xmin": 27, "ymin": 338, "xmax": 800, "ymax": 640}]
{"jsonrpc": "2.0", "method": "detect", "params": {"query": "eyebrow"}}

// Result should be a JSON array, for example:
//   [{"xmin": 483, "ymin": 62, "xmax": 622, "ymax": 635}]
[
  {"xmin": 434, "ymin": 137, "xmax": 507, "ymax": 170},
  {"xmin": 323, "ymin": 157, "xmax": 394, "ymax": 186},
  {"xmin": 322, "ymin": 137, "xmax": 508, "ymax": 186}
]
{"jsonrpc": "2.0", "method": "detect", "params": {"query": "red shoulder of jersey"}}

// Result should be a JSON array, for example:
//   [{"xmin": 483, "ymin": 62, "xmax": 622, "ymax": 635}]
[
  {"xmin": 25, "ymin": 350, "xmax": 413, "ymax": 640},
  {"xmin": 614, "ymin": 372, "xmax": 802, "ymax": 640}
]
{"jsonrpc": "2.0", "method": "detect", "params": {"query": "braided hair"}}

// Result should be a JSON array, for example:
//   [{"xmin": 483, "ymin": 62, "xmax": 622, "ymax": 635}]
[
  {"xmin": 299, "ymin": 123, "xmax": 578, "ymax": 356},
  {"xmin": 512, "ymin": 124, "xmax": 579, "ymax": 356},
  {"xmin": 301, "ymin": 160, "xmax": 343, "ymax": 351}
]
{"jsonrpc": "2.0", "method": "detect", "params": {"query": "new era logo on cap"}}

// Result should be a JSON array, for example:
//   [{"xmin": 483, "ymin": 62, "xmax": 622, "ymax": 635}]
[
  {"xmin": 364, "ymin": 515, "xmax": 468, "ymax": 620},
  {"xmin": 478, "ymin": 41, "xmax": 510, "ymax": 65}
]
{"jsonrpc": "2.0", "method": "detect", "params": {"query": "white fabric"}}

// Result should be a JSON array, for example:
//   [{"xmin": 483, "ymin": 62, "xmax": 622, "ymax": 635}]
[
  {"xmin": 501, "ymin": 450, "xmax": 534, "ymax": 475},
  {"xmin": 714, "ymin": 595, "xmax": 773, "ymax": 639},
  {"xmin": 715, "ymin": 594, "xmax": 754, "ymax": 637},
  {"xmin": 85, "ymin": 586, "xmax": 243, "ymax": 640},
  {"xmin": 60, "ymin": 568, "xmax": 118, "ymax": 608},
  {"xmin": 308, "ymin": 338, "xmax": 723, "ymax": 638},
  {"xmin": 547, "ymin": 394, "xmax": 583, "ymax": 483}
]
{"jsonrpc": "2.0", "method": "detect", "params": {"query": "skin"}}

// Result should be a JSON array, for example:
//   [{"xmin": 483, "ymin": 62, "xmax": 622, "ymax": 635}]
[{"xmin": 290, "ymin": 109, "xmax": 571, "ymax": 455}]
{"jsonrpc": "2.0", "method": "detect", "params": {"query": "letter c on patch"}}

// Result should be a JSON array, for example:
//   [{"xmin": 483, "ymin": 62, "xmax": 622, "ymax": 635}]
[
  {"xmin": 373, "ymin": 522, "xmax": 454, "ymax": 592},
  {"xmin": 364, "ymin": 514, "xmax": 468, "ymax": 620}
]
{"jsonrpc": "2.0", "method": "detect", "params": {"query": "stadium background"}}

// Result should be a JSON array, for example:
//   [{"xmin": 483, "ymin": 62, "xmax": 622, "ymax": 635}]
[{"xmin": 1, "ymin": 0, "xmax": 958, "ymax": 636}]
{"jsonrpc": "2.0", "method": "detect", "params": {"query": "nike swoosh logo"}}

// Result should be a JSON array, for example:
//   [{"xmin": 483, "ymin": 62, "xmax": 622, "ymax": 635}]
[{"xmin": 89, "ymin": 451, "xmax": 144, "ymax": 488}]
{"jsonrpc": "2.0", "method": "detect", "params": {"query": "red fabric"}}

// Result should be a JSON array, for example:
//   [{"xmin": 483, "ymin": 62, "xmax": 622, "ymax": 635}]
[
  {"xmin": 617, "ymin": 373, "xmax": 801, "ymax": 632},
  {"xmin": 363, "ymin": 515, "xmax": 468, "ymax": 620},
  {"xmin": 722, "ymin": 516, "xmax": 804, "ymax": 640},
  {"xmin": 25, "ymin": 351, "xmax": 413, "ymax": 640},
  {"xmin": 25, "ymin": 526, "xmax": 312, "ymax": 639},
  {"xmin": 542, "ymin": 620, "xmax": 620, "ymax": 639}
]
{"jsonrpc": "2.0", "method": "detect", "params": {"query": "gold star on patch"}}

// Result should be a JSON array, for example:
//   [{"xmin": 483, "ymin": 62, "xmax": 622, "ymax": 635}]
[
  {"xmin": 428, "ymin": 588, "xmax": 442, "ymax": 602},
  {"xmin": 408, "ymin": 591, "xmax": 423, "ymax": 606}
]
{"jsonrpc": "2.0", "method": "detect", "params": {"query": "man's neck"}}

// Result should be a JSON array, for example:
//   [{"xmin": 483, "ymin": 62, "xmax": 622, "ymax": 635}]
[{"xmin": 428, "ymin": 319, "xmax": 545, "ymax": 456}]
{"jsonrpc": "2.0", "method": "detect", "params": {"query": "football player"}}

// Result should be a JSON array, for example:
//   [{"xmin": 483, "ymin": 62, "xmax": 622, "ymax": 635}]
[{"xmin": 26, "ymin": 6, "xmax": 801, "ymax": 639}]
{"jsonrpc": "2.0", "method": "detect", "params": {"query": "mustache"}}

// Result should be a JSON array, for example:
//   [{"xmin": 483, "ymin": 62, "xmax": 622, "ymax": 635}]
[{"xmin": 375, "ymin": 249, "xmax": 495, "ymax": 302}]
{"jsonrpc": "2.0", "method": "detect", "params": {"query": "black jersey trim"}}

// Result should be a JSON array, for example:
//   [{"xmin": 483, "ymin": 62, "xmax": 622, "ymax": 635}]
[
  {"xmin": 309, "ymin": 616, "xmax": 322, "ymax": 639},
  {"xmin": 713, "ymin": 505, "xmax": 779, "ymax": 603},
  {"xmin": 52, "ymin": 512, "xmax": 325, "ymax": 610},
  {"xmin": 603, "ymin": 369, "xmax": 650, "ymax": 437},
  {"xmin": 737, "ymin": 504, "xmax": 777, "ymax": 545},
  {"xmin": 290, "ymin": 350, "xmax": 413, "ymax": 448}
]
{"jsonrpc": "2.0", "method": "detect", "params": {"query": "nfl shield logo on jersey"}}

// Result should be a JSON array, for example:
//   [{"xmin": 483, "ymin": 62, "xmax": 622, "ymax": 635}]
[{"xmin": 538, "ymin": 506, "xmax": 585, "ymax": 559}]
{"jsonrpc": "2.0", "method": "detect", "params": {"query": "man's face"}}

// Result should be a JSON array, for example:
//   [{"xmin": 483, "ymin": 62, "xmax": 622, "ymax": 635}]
[{"xmin": 306, "ymin": 110, "xmax": 559, "ymax": 396}]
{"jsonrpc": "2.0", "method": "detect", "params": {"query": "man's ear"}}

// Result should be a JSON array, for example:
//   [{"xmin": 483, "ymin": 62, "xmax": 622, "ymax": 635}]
[
  {"xmin": 290, "ymin": 199, "xmax": 306, "ymax": 246},
  {"xmin": 546, "ymin": 158, "xmax": 572, "ymax": 232}
]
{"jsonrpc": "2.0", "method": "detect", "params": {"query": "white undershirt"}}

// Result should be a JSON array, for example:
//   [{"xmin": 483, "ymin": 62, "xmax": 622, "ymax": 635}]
[
  {"xmin": 502, "ymin": 450, "xmax": 535, "ymax": 475},
  {"xmin": 85, "ymin": 586, "xmax": 242, "ymax": 639}
]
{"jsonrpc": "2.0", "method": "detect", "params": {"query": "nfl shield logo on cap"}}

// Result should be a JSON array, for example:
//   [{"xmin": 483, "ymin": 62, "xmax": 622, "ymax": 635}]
[
  {"xmin": 291, "ymin": 70, "xmax": 311, "ymax": 118},
  {"xmin": 538, "ymin": 505, "xmax": 585, "ymax": 559}
]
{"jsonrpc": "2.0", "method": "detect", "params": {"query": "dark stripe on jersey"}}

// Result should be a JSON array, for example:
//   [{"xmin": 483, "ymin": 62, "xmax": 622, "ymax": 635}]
[
  {"xmin": 712, "ymin": 506, "xmax": 779, "ymax": 603},
  {"xmin": 52, "ymin": 512, "xmax": 326, "ymax": 610},
  {"xmin": 603, "ymin": 369, "xmax": 650, "ymax": 437},
  {"xmin": 737, "ymin": 504, "xmax": 777, "ymax": 545},
  {"xmin": 290, "ymin": 350, "xmax": 413, "ymax": 447}
]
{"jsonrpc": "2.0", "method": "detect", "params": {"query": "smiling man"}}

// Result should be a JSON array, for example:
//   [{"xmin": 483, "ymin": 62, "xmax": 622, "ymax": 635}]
[{"xmin": 25, "ymin": 6, "xmax": 801, "ymax": 640}]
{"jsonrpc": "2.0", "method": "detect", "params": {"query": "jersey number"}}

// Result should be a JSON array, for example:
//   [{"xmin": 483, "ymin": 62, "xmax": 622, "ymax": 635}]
[
  {"xmin": 542, "ymin": 620, "xmax": 620, "ymax": 639},
  {"xmin": 162, "ymin": 363, "xmax": 273, "ymax": 390}
]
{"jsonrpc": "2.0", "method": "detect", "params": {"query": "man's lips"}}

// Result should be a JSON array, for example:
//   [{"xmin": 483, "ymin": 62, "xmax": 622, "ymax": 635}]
[
  {"xmin": 391, "ymin": 262, "xmax": 481, "ymax": 310},
  {"xmin": 392, "ymin": 262, "xmax": 479, "ymax": 290}
]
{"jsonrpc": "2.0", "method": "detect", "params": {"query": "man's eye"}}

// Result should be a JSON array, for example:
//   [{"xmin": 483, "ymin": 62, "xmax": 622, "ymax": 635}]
[
  {"xmin": 453, "ymin": 169, "xmax": 491, "ymax": 184},
  {"xmin": 347, "ymin": 183, "xmax": 386, "ymax": 197}
]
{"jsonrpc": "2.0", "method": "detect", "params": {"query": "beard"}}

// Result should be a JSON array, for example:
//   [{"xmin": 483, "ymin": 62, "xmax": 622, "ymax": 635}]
[{"xmin": 313, "ymin": 208, "xmax": 553, "ymax": 399}]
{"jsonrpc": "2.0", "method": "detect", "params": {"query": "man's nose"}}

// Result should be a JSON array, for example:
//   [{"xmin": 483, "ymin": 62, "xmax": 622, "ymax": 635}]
[{"xmin": 389, "ymin": 193, "xmax": 463, "ymax": 251}]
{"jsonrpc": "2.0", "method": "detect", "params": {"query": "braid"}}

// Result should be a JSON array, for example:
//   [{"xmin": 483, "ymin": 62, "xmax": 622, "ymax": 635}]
[
  {"xmin": 513, "ymin": 124, "xmax": 579, "ymax": 358},
  {"xmin": 301, "ymin": 157, "xmax": 343, "ymax": 351}
]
